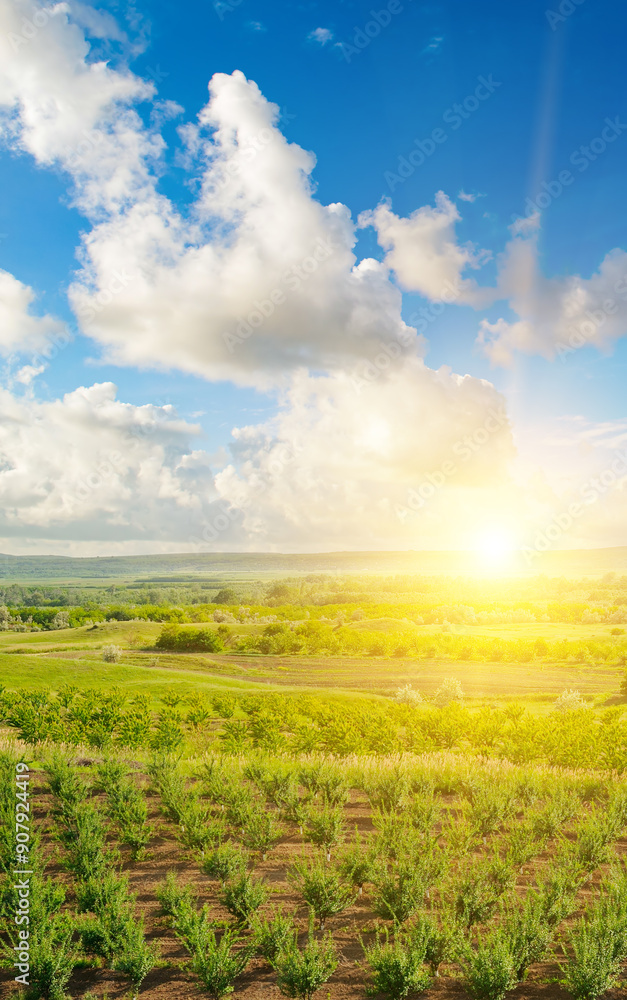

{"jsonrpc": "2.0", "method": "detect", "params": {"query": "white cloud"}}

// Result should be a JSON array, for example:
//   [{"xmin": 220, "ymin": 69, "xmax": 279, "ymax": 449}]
[
  {"xmin": 0, "ymin": 270, "xmax": 67, "ymax": 355},
  {"xmin": 359, "ymin": 193, "xmax": 492, "ymax": 306},
  {"xmin": 308, "ymin": 27, "xmax": 333, "ymax": 45},
  {"xmin": 65, "ymin": 70, "xmax": 418, "ymax": 387},
  {"xmin": 0, "ymin": 0, "xmax": 158, "ymax": 214},
  {"xmin": 214, "ymin": 362, "xmax": 517, "ymax": 548},
  {"xmin": 477, "ymin": 221, "xmax": 627, "ymax": 366},
  {"xmin": 0, "ymin": 381, "xmax": 229, "ymax": 542}
]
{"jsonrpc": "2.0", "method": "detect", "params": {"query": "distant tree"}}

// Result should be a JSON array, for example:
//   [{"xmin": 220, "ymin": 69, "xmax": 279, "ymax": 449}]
[
  {"xmin": 51, "ymin": 610, "xmax": 70, "ymax": 630},
  {"xmin": 214, "ymin": 588, "xmax": 238, "ymax": 604}
]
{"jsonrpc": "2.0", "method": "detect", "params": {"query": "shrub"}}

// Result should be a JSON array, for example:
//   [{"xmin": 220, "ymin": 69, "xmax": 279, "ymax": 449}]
[
  {"xmin": 201, "ymin": 843, "xmax": 248, "ymax": 883},
  {"xmin": 102, "ymin": 644, "xmax": 123, "ymax": 663},
  {"xmin": 394, "ymin": 684, "xmax": 423, "ymax": 706},
  {"xmin": 20, "ymin": 917, "xmax": 78, "ymax": 1000},
  {"xmin": 373, "ymin": 861, "xmax": 427, "ymax": 924},
  {"xmin": 459, "ymin": 930, "xmax": 518, "ymax": 1000},
  {"xmin": 190, "ymin": 926, "xmax": 252, "ymax": 999},
  {"xmin": 111, "ymin": 919, "xmax": 160, "ymax": 1000},
  {"xmin": 554, "ymin": 689, "xmax": 587, "ymax": 713},
  {"xmin": 274, "ymin": 921, "xmax": 338, "ymax": 1000},
  {"xmin": 251, "ymin": 907, "xmax": 295, "ymax": 964},
  {"xmin": 408, "ymin": 911, "xmax": 458, "ymax": 977},
  {"xmin": 304, "ymin": 804, "xmax": 344, "ymax": 860},
  {"xmin": 220, "ymin": 873, "xmax": 270, "ymax": 925},
  {"xmin": 433, "ymin": 677, "xmax": 464, "ymax": 708},
  {"xmin": 560, "ymin": 921, "xmax": 622, "ymax": 999},
  {"xmin": 241, "ymin": 809, "xmax": 284, "ymax": 859},
  {"xmin": 288, "ymin": 856, "xmax": 356, "ymax": 930},
  {"xmin": 364, "ymin": 931, "xmax": 432, "ymax": 999}
]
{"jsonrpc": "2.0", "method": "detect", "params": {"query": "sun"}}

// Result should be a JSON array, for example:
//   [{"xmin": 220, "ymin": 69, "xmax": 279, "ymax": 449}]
[{"xmin": 473, "ymin": 526, "xmax": 518, "ymax": 570}]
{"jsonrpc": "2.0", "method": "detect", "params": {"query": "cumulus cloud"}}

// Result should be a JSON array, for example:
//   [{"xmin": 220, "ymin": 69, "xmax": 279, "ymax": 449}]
[
  {"xmin": 359, "ymin": 193, "xmax": 492, "ymax": 306},
  {"xmin": 0, "ymin": 270, "xmax": 67, "ymax": 355},
  {"xmin": 213, "ymin": 362, "xmax": 516, "ymax": 547},
  {"xmin": 0, "ymin": 0, "xmax": 158, "ymax": 214},
  {"xmin": 477, "ymin": 220, "xmax": 627, "ymax": 366},
  {"xmin": 66, "ymin": 70, "xmax": 419, "ymax": 387},
  {"xmin": 0, "ymin": 381, "xmax": 229, "ymax": 542}
]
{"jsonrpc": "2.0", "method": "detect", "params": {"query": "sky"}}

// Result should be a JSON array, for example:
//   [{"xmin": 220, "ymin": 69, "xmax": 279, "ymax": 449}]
[{"xmin": 0, "ymin": 0, "xmax": 625, "ymax": 558}]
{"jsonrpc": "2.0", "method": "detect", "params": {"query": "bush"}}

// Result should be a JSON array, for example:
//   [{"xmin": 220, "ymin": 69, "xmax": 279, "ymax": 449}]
[
  {"xmin": 220, "ymin": 873, "xmax": 270, "ymax": 925},
  {"xmin": 241, "ymin": 809, "xmax": 284, "ymax": 859},
  {"xmin": 20, "ymin": 918, "xmax": 78, "ymax": 1000},
  {"xmin": 111, "ymin": 920, "xmax": 160, "ymax": 1000},
  {"xmin": 554, "ymin": 689, "xmax": 587, "ymax": 713},
  {"xmin": 561, "ymin": 921, "xmax": 622, "ymax": 999},
  {"xmin": 460, "ymin": 930, "xmax": 518, "ymax": 1000},
  {"xmin": 364, "ymin": 931, "xmax": 432, "ymax": 999},
  {"xmin": 251, "ymin": 907, "xmax": 295, "ymax": 964},
  {"xmin": 102, "ymin": 644, "xmax": 123, "ymax": 663},
  {"xmin": 155, "ymin": 625, "xmax": 224, "ymax": 653},
  {"xmin": 288, "ymin": 856, "xmax": 356, "ymax": 930},
  {"xmin": 394, "ymin": 684, "xmax": 423, "ymax": 706},
  {"xmin": 190, "ymin": 926, "xmax": 252, "ymax": 999},
  {"xmin": 304, "ymin": 804, "xmax": 345, "ymax": 860},
  {"xmin": 274, "ymin": 921, "xmax": 338, "ymax": 1000},
  {"xmin": 201, "ymin": 843, "xmax": 248, "ymax": 883},
  {"xmin": 433, "ymin": 677, "xmax": 464, "ymax": 708}
]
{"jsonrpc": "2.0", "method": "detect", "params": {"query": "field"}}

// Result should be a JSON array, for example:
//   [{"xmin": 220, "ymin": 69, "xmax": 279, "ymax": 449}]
[{"xmin": 2, "ymin": 566, "xmax": 627, "ymax": 1000}]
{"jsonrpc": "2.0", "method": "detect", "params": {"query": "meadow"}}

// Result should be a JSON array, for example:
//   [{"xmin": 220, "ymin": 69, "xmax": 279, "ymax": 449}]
[{"xmin": 2, "ymin": 568, "xmax": 627, "ymax": 999}]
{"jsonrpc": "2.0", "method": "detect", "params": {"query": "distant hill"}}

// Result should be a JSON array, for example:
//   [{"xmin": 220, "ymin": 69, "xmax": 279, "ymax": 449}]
[{"xmin": 1, "ymin": 547, "xmax": 626, "ymax": 580}]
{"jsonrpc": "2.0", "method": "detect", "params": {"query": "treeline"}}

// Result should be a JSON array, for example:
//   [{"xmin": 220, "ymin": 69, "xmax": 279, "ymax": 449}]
[
  {"xmin": 3, "ymin": 685, "xmax": 627, "ymax": 772},
  {"xmin": 231, "ymin": 621, "xmax": 627, "ymax": 665},
  {"xmin": 3, "ymin": 597, "xmax": 627, "ymax": 632}
]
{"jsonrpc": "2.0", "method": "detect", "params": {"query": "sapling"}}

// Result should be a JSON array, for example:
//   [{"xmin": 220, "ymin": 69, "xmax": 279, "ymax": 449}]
[
  {"xmin": 373, "ymin": 860, "xmax": 427, "ymax": 924},
  {"xmin": 240, "ymin": 808, "xmax": 284, "ymax": 859},
  {"xmin": 363, "ymin": 929, "xmax": 432, "ymax": 999},
  {"xmin": 337, "ymin": 829, "xmax": 378, "ymax": 896},
  {"xmin": 111, "ymin": 918, "xmax": 160, "ymax": 1000},
  {"xmin": 274, "ymin": 918, "xmax": 338, "ymax": 1000},
  {"xmin": 459, "ymin": 929, "xmax": 518, "ymax": 1000},
  {"xmin": 201, "ymin": 842, "xmax": 248, "ymax": 883},
  {"xmin": 220, "ymin": 872, "xmax": 270, "ymax": 925},
  {"xmin": 408, "ymin": 911, "xmax": 458, "ymax": 977},
  {"xmin": 190, "ymin": 925, "xmax": 253, "ymax": 999},
  {"xmin": 288, "ymin": 855, "xmax": 356, "ymax": 930},
  {"xmin": 560, "ymin": 919, "xmax": 622, "ymax": 1000},
  {"xmin": 251, "ymin": 907, "xmax": 295, "ymax": 963},
  {"xmin": 19, "ymin": 916, "xmax": 78, "ymax": 1000},
  {"xmin": 503, "ymin": 895, "xmax": 554, "ymax": 980},
  {"xmin": 304, "ymin": 803, "xmax": 344, "ymax": 860}
]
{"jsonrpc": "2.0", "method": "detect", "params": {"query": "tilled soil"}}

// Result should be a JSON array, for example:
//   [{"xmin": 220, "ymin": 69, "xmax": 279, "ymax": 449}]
[{"xmin": 2, "ymin": 768, "xmax": 626, "ymax": 1000}]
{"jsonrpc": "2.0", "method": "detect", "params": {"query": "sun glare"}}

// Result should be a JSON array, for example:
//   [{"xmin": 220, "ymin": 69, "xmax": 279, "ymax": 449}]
[{"xmin": 474, "ymin": 526, "xmax": 518, "ymax": 570}]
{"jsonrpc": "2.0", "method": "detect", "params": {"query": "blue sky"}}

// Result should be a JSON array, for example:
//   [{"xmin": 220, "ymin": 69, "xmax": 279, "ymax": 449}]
[{"xmin": 0, "ymin": 0, "xmax": 625, "ymax": 555}]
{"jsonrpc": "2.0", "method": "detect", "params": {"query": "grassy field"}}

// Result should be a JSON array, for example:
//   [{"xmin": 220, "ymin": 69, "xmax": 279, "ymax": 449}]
[{"xmin": 0, "ymin": 620, "xmax": 624, "ymax": 707}]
